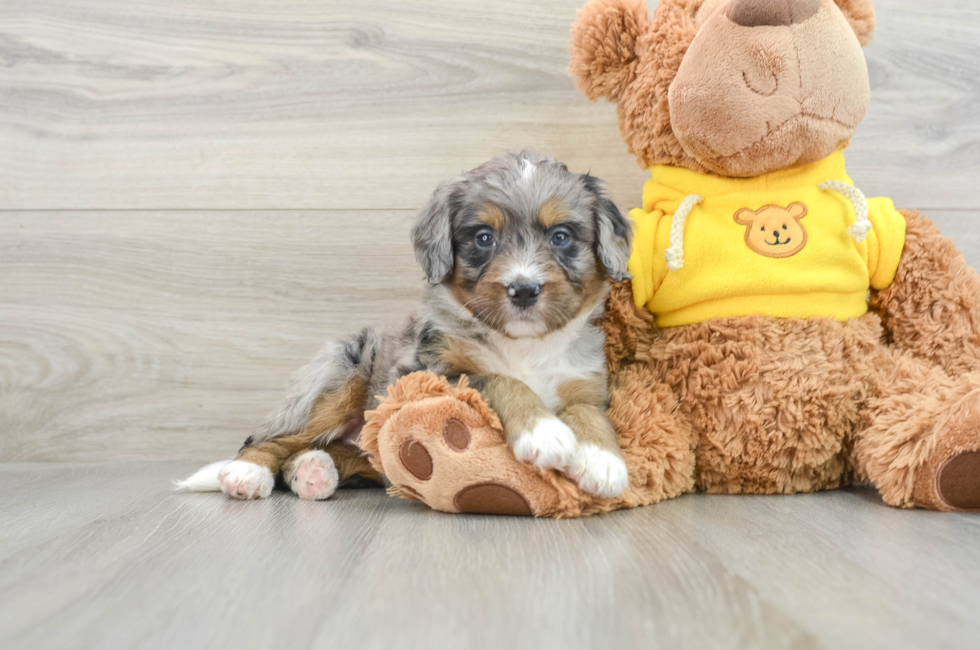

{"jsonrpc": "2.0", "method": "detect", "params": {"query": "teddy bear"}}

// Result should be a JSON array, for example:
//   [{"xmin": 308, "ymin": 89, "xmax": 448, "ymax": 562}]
[{"xmin": 356, "ymin": 0, "xmax": 980, "ymax": 517}]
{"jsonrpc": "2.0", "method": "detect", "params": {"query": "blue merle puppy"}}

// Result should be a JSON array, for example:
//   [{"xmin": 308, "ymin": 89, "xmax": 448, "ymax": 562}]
[{"xmin": 179, "ymin": 151, "xmax": 633, "ymax": 501}]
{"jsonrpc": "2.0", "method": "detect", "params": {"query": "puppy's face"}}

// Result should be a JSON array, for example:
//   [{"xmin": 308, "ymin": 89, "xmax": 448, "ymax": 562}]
[{"xmin": 412, "ymin": 153, "xmax": 632, "ymax": 338}]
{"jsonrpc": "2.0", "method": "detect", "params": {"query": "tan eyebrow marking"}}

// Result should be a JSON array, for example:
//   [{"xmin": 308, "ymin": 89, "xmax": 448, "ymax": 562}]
[
  {"xmin": 538, "ymin": 197, "xmax": 570, "ymax": 228},
  {"xmin": 477, "ymin": 204, "xmax": 505, "ymax": 231}
]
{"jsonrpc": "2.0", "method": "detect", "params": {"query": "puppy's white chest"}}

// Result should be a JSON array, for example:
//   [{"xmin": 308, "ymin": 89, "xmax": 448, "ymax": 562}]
[
  {"xmin": 479, "ymin": 328, "xmax": 603, "ymax": 412},
  {"xmin": 504, "ymin": 352, "xmax": 562, "ymax": 408}
]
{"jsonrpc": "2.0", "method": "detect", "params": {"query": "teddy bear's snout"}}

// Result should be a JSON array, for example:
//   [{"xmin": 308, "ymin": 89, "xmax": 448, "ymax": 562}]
[{"xmin": 726, "ymin": 0, "xmax": 821, "ymax": 27}]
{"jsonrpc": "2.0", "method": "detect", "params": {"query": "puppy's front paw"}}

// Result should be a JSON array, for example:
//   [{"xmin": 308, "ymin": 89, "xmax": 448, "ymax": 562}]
[
  {"xmin": 218, "ymin": 460, "xmax": 275, "ymax": 500},
  {"xmin": 511, "ymin": 417, "xmax": 577, "ymax": 471},
  {"xmin": 567, "ymin": 444, "xmax": 629, "ymax": 498},
  {"xmin": 285, "ymin": 450, "xmax": 339, "ymax": 501}
]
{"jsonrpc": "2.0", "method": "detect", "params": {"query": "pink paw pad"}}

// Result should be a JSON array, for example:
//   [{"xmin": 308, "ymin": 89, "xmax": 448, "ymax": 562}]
[{"xmin": 288, "ymin": 450, "xmax": 339, "ymax": 501}]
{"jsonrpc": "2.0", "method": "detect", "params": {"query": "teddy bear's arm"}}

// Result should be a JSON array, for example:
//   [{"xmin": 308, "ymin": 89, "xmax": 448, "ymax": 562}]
[
  {"xmin": 869, "ymin": 210, "xmax": 980, "ymax": 377},
  {"xmin": 601, "ymin": 280, "xmax": 656, "ymax": 373}
]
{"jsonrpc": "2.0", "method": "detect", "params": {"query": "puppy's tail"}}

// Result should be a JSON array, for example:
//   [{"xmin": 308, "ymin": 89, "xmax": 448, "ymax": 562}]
[{"xmin": 173, "ymin": 460, "xmax": 231, "ymax": 492}]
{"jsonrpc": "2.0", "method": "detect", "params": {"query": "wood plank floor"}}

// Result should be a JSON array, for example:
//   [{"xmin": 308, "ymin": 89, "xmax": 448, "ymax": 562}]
[{"xmin": 1, "ymin": 462, "xmax": 979, "ymax": 650}]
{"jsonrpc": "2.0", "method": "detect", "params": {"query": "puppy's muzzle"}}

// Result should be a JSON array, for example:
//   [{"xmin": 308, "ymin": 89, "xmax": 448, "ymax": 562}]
[{"xmin": 507, "ymin": 282, "xmax": 542, "ymax": 309}]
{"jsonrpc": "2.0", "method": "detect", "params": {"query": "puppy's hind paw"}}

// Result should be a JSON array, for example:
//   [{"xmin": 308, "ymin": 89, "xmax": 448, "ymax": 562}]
[
  {"xmin": 284, "ymin": 450, "xmax": 339, "ymax": 501},
  {"xmin": 567, "ymin": 444, "xmax": 629, "ymax": 498},
  {"xmin": 511, "ymin": 417, "xmax": 577, "ymax": 471},
  {"xmin": 218, "ymin": 460, "xmax": 275, "ymax": 500}
]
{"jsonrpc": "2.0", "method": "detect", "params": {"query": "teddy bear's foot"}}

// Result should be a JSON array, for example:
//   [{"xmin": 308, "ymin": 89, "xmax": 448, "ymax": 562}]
[
  {"xmin": 937, "ymin": 452, "xmax": 980, "ymax": 510},
  {"xmin": 913, "ymin": 389, "xmax": 980, "ymax": 511},
  {"xmin": 360, "ymin": 373, "xmax": 570, "ymax": 516},
  {"xmin": 377, "ymin": 400, "xmax": 562, "ymax": 516}
]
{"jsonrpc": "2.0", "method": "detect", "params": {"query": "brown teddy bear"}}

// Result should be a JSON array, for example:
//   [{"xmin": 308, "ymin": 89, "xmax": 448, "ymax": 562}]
[{"xmin": 360, "ymin": 0, "xmax": 980, "ymax": 516}]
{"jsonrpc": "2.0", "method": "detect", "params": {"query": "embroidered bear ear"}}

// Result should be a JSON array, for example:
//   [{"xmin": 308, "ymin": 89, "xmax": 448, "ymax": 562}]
[
  {"xmin": 734, "ymin": 207, "xmax": 757, "ymax": 226},
  {"xmin": 788, "ymin": 202, "xmax": 808, "ymax": 220},
  {"xmin": 569, "ymin": 0, "xmax": 652, "ymax": 102},
  {"xmin": 833, "ymin": 0, "xmax": 876, "ymax": 46}
]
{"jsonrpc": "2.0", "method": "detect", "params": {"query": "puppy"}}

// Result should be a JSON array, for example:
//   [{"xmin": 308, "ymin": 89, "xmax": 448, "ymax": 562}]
[{"xmin": 178, "ymin": 151, "xmax": 633, "ymax": 501}]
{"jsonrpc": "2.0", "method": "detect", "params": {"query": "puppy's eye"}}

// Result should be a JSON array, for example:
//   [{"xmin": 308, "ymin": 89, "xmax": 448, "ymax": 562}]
[
  {"xmin": 550, "ymin": 229, "xmax": 572, "ymax": 248},
  {"xmin": 475, "ymin": 230, "xmax": 496, "ymax": 249}
]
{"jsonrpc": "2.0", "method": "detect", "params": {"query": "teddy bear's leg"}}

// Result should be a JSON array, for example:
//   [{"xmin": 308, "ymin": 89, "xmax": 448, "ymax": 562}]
[
  {"xmin": 599, "ymin": 284, "xmax": 696, "ymax": 504},
  {"xmin": 360, "ymin": 370, "xmax": 696, "ymax": 517},
  {"xmin": 600, "ymin": 281, "xmax": 656, "ymax": 373},
  {"xmin": 870, "ymin": 211, "xmax": 980, "ymax": 377},
  {"xmin": 852, "ymin": 348, "xmax": 980, "ymax": 511},
  {"xmin": 604, "ymin": 363, "xmax": 697, "ymax": 505}
]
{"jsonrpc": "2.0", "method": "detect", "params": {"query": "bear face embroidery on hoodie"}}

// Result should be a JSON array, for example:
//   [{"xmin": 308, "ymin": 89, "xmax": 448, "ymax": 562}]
[{"xmin": 734, "ymin": 203, "xmax": 809, "ymax": 259}]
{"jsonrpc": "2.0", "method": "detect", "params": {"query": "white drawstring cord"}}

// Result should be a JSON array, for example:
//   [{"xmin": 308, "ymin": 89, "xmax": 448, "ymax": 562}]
[
  {"xmin": 665, "ymin": 194, "xmax": 704, "ymax": 271},
  {"xmin": 819, "ymin": 180, "xmax": 871, "ymax": 242}
]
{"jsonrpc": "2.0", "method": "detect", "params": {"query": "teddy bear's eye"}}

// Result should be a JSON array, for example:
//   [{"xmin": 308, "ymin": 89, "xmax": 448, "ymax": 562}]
[
  {"xmin": 760, "ymin": 227, "xmax": 765, "ymax": 232},
  {"xmin": 782, "ymin": 224, "xmax": 788, "ymax": 230}
]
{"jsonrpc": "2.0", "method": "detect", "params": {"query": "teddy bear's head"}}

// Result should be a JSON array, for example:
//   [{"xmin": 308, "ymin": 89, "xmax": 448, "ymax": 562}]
[{"xmin": 570, "ymin": 0, "xmax": 876, "ymax": 177}]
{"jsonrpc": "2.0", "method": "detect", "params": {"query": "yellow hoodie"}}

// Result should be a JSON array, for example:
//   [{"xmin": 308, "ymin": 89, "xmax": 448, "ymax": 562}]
[{"xmin": 627, "ymin": 151, "xmax": 907, "ymax": 327}]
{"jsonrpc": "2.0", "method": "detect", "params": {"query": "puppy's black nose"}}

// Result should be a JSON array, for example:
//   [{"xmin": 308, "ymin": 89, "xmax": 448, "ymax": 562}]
[{"xmin": 507, "ymin": 282, "xmax": 542, "ymax": 308}]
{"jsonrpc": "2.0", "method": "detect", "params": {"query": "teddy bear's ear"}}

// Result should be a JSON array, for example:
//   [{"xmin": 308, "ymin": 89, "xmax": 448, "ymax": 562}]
[
  {"xmin": 569, "ymin": 0, "xmax": 652, "ymax": 102},
  {"xmin": 788, "ymin": 202, "xmax": 808, "ymax": 220},
  {"xmin": 734, "ymin": 208, "xmax": 756, "ymax": 226},
  {"xmin": 833, "ymin": 0, "xmax": 876, "ymax": 46}
]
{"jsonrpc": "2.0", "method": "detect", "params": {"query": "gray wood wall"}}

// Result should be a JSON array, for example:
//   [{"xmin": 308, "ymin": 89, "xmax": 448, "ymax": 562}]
[{"xmin": 2, "ymin": 0, "xmax": 979, "ymax": 461}]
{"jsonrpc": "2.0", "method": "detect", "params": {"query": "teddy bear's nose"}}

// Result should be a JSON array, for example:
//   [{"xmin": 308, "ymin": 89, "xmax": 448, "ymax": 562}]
[{"xmin": 726, "ymin": 0, "xmax": 822, "ymax": 27}]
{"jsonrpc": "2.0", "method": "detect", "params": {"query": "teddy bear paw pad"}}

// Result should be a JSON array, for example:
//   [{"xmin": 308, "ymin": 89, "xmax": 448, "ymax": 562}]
[
  {"xmin": 398, "ymin": 440, "xmax": 433, "ymax": 480},
  {"xmin": 453, "ymin": 482, "xmax": 533, "ymax": 516},
  {"xmin": 938, "ymin": 451, "xmax": 980, "ymax": 510},
  {"xmin": 375, "ymin": 395, "xmax": 561, "ymax": 517},
  {"xmin": 443, "ymin": 418, "xmax": 471, "ymax": 451}
]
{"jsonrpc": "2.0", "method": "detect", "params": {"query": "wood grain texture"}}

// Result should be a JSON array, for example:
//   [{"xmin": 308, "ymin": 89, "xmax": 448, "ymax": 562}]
[
  {"xmin": 0, "ymin": 0, "xmax": 978, "ymax": 211},
  {"xmin": 0, "ymin": 0, "xmax": 649, "ymax": 211},
  {"xmin": 0, "ymin": 462, "xmax": 979, "ymax": 650},
  {"xmin": 0, "ymin": 210, "xmax": 422, "ymax": 461}
]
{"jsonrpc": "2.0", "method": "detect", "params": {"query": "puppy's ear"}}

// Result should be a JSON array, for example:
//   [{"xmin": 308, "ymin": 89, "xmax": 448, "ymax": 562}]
[
  {"xmin": 412, "ymin": 180, "xmax": 460, "ymax": 284},
  {"xmin": 569, "ymin": 0, "xmax": 651, "ymax": 102},
  {"xmin": 582, "ymin": 174, "xmax": 632, "ymax": 281},
  {"xmin": 833, "ymin": 0, "xmax": 876, "ymax": 46}
]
